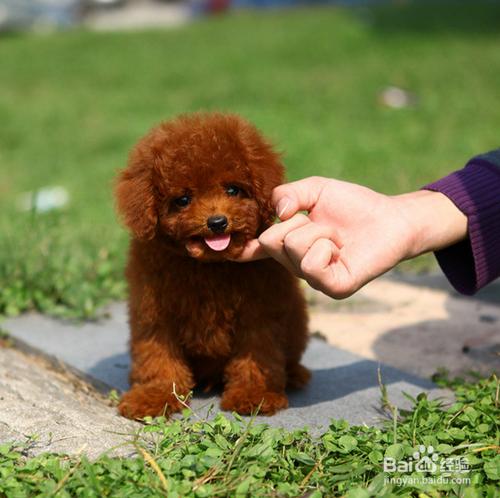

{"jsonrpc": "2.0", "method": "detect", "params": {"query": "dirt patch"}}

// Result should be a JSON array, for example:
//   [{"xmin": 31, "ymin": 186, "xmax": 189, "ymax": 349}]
[{"xmin": 307, "ymin": 275, "xmax": 500, "ymax": 379}]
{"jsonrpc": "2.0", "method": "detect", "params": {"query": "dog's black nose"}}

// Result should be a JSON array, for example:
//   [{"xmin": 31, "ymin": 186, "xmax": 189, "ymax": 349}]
[{"xmin": 207, "ymin": 215, "xmax": 228, "ymax": 233}]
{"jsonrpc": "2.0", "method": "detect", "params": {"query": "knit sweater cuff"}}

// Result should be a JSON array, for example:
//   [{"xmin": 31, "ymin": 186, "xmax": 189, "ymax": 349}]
[{"xmin": 423, "ymin": 156, "xmax": 500, "ymax": 295}]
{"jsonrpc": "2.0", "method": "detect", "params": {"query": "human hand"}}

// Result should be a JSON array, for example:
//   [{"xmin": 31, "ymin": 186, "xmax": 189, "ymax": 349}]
[{"xmin": 234, "ymin": 176, "xmax": 467, "ymax": 299}]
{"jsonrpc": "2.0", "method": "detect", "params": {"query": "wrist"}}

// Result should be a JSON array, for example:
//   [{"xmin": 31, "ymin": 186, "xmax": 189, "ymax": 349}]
[{"xmin": 394, "ymin": 190, "xmax": 468, "ymax": 259}]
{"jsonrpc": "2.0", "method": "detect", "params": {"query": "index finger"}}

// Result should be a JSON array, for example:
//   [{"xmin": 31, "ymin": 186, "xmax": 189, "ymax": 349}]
[{"xmin": 272, "ymin": 176, "xmax": 328, "ymax": 221}]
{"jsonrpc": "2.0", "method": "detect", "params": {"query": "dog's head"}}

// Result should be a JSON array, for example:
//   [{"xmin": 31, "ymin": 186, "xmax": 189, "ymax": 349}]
[{"xmin": 115, "ymin": 113, "xmax": 284, "ymax": 261}]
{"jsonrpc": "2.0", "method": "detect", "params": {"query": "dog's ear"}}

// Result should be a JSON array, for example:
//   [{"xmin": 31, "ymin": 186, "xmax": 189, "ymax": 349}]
[
  {"xmin": 251, "ymin": 154, "xmax": 284, "ymax": 230},
  {"xmin": 115, "ymin": 160, "xmax": 158, "ymax": 241},
  {"xmin": 238, "ymin": 121, "xmax": 285, "ymax": 230}
]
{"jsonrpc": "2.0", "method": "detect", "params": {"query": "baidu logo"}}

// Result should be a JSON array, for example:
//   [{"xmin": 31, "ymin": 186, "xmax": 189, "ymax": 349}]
[{"xmin": 383, "ymin": 445, "xmax": 470, "ymax": 486}]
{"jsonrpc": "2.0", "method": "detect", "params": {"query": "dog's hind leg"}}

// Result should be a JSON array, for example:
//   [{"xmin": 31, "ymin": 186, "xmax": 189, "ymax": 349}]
[{"xmin": 286, "ymin": 362, "xmax": 311, "ymax": 389}]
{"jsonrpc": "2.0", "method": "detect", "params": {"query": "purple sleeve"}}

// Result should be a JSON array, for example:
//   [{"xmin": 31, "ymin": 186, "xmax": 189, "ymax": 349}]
[{"xmin": 423, "ymin": 150, "xmax": 500, "ymax": 295}]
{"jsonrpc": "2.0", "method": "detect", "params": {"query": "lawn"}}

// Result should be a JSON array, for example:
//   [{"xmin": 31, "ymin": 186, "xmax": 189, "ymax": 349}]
[
  {"xmin": 1, "ymin": 1, "xmax": 500, "ymax": 318},
  {"xmin": 1, "ymin": 374, "xmax": 499, "ymax": 497}
]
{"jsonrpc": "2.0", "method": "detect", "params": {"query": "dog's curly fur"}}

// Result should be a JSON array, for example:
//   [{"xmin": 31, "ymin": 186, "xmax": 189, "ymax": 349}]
[{"xmin": 115, "ymin": 112, "xmax": 309, "ymax": 418}]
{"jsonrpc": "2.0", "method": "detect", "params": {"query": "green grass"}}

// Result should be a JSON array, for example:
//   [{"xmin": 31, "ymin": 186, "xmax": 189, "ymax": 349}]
[
  {"xmin": 1, "ymin": 2, "xmax": 500, "ymax": 318},
  {"xmin": 0, "ymin": 373, "xmax": 498, "ymax": 497}
]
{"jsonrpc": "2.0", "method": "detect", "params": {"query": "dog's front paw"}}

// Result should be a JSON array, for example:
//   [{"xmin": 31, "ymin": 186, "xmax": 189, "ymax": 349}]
[
  {"xmin": 118, "ymin": 382, "xmax": 186, "ymax": 419},
  {"xmin": 221, "ymin": 389, "xmax": 288, "ymax": 415}
]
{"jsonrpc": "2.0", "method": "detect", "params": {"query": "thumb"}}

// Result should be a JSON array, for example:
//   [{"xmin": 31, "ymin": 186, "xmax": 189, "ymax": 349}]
[
  {"xmin": 228, "ymin": 238, "xmax": 269, "ymax": 262},
  {"xmin": 272, "ymin": 176, "xmax": 327, "ymax": 221}
]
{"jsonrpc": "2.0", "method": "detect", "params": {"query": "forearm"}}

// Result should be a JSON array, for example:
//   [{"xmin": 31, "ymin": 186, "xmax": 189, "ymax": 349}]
[
  {"xmin": 397, "ymin": 151, "xmax": 500, "ymax": 295},
  {"xmin": 395, "ymin": 189, "xmax": 468, "ymax": 260},
  {"xmin": 423, "ymin": 154, "xmax": 500, "ymax": 294}
]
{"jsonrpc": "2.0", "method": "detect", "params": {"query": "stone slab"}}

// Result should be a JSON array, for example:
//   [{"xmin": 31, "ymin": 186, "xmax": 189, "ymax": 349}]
[
  {"xmin": 3, "ymin": 302, "xmax": 448, "ymax": 432},
  {"xmin": 0, "ymin": 346, "xmax": 139, "ymax": 458}
]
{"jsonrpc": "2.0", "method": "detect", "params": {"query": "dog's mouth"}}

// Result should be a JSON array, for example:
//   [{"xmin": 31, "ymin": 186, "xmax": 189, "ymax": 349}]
[
  {"xmin": 185, "ymin": 232, "xmax": 238, "ymax": 258},
  {"xmin": 203, "ymin": 233, "xmax": 231, "ymax": 252}
]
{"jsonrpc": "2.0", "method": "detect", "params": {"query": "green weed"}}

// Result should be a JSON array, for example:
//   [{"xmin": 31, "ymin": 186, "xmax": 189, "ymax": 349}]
[{"xmin": 0, "ymin": 373, "xmax": 498, "ymax": 497}]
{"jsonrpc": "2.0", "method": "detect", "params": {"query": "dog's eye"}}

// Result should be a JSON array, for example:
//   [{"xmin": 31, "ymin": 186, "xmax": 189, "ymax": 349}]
[
  {"xmin": 226, "ymin": 185, "xmax": 242, "ymax": 197},
  {"xmin": 174, "ymin": 195, "xmax": 191, "ymax": 207}
]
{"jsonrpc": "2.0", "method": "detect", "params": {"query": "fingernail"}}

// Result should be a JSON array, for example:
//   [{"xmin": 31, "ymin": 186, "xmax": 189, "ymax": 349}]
[{"xmin": 277, "ymin": 197, "xmax": 291, "ymax": 219}]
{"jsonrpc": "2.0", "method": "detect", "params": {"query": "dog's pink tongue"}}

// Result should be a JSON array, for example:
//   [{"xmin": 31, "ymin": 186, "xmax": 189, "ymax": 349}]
[{"xmin": 204, "ymin": 234, "xmax": 231, "ymax": 251}]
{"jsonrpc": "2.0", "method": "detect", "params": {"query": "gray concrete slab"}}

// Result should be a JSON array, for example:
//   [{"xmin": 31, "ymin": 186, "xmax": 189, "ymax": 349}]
[
  {"xmin": 5, "ymin": 303, "xmax": 131, "ymax": 391},
  {"xmin": 3, "ymin": 302, "xmax": 449, "ymax": 432}
]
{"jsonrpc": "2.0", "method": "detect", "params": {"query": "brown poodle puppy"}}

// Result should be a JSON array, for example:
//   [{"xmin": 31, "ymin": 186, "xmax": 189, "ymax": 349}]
[{"xmin": 115, "ymin": 112, "xmax": 309, "ymax": 419}]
